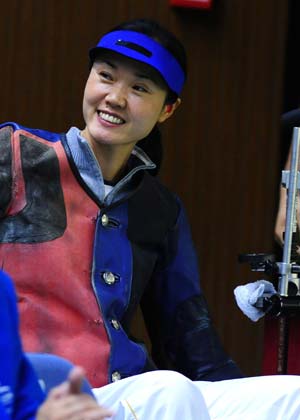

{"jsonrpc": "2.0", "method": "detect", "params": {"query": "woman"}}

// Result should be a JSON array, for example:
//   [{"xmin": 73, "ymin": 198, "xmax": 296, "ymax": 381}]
[
  {"xmin": 0, "ymin": 18, "xmax": 239, "ymax": 385},
  {"xmin": 1, "ymin": 18, "xmax": 300, "ymax": 420}
]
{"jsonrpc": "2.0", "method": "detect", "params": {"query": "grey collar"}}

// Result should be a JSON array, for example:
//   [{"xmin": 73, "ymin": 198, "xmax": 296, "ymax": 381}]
[{"xmin": 65, "ymin": 127, "xmax": 156, "ymax": 205}]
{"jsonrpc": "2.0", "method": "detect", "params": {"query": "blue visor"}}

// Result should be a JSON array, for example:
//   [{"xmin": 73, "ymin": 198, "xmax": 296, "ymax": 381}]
[{"xmin": 89, "ymin": 30, "xmax": 185, "ymax": 96}]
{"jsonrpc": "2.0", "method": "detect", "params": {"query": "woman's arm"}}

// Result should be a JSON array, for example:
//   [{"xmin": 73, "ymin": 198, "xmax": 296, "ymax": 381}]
[{"xmin": 141, "ymin": 199, "xmax": 243, "ymax": 381}]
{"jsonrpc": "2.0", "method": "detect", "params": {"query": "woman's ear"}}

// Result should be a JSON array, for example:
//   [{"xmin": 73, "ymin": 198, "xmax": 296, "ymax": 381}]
[{"xmin": 158, "ymin": 98, "xmax": 181, "ymax": 123}]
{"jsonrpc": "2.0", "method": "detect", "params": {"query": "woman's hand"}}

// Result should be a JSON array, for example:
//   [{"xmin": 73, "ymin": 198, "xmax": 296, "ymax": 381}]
[
  {"xmin": 274, "ymin": 185, "xmax": 287, "ymax": 246},
  {"xmin": 36, "ymin": 366, "xmax": 114, "ymax": 420}
]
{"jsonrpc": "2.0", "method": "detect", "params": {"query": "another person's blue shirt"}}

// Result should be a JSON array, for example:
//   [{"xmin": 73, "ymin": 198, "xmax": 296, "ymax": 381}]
[{"xmin": 0, "ymin": 270, "xmax": 45, "ymax": 419}]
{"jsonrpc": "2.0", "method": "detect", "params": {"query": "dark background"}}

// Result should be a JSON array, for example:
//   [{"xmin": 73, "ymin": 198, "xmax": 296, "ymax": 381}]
[{"xmin": 0, "ymin": 0, "xmax": 294, "ymax": 376}]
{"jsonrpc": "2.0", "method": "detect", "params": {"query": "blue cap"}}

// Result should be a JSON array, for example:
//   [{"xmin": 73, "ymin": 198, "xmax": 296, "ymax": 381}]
[{"xmin": 89, "ymin": 30, "xmax": 185, "ymax": 96}]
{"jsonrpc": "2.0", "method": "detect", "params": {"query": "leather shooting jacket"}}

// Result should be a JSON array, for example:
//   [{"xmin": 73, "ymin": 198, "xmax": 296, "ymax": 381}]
[{"xmin": 0, "ymin": 122, "xmax": 242, "ymax": 387}]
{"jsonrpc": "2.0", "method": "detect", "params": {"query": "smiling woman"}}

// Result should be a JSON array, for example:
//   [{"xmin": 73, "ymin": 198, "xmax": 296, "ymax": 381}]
[
  {"xmin": 81, "ymin": 50, "xmax": 177, "ymax": 181},
  {"xmin": 0, "ymin": 17, "xmax": 300, "ymax": 420}
]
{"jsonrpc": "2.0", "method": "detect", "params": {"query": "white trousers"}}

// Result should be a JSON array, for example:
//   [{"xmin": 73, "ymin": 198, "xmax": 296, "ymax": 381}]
[{"xmin": 93, "ymin": 371, "xmax": 300, "ymax": 420}]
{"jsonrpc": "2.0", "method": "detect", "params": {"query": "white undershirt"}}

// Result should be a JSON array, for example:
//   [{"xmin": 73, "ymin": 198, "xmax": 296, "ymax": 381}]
[{"xmin": 104, "ymin": 184, "xmax": 114, "ymax": 197}]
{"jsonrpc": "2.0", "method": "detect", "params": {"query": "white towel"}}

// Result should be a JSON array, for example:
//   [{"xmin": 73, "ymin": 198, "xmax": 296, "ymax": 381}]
[{"xmin": 234, "ymin": 280, "xmax": 276, "ymax": 322}]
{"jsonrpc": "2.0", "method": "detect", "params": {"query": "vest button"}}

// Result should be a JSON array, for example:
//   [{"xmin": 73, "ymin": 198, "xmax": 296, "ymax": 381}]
[
  {"xmin": 102, "ymin": 272, "xmax": 116, "ymax": 285},
  {"xmin": 111, "ymin": 319, "xmax": 120, "ymax": 330},
  {"xmin": 112, "ymin": 371, "xmax": 121, "ymax": 382},
  {"xmin": 101, "ymin": 214, "xmax": 109, "ymax": 226}
]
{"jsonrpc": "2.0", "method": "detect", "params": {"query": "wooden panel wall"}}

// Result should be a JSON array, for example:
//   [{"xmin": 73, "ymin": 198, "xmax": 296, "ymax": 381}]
[{"xmin": 0, "ymin": 0, "xmax": 289, "ymax": 376}]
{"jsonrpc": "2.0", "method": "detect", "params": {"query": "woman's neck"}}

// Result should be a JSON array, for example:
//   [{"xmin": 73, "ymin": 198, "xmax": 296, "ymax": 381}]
[
  {"xmin": 80, "ymin": 128, "xmax": 136, "ymax": 182},
  {"xmin": 91, "ymin": 142, "xmax": 133, "ymax": 183}
]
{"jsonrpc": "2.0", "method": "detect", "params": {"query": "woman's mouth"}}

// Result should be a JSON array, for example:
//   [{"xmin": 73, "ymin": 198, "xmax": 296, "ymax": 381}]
[{"xmin": 98, "ymin": 111, "xmax": 125, "ymax": 125}]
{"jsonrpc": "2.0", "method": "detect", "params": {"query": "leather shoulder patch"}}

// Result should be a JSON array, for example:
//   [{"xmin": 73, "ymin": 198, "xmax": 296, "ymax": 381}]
[{"xmin": 0, "ymin": 133, "xmax": 66, "ymax": 243}]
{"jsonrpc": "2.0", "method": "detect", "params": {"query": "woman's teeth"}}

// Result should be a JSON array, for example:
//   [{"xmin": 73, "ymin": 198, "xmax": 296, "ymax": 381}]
[{"xmin": 99, "ymin": 112, "xmax": 124, "ymax": 125}]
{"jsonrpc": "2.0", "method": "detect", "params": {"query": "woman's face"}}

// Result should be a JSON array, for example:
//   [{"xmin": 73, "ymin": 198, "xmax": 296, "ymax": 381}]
[{"xmin": 82, "ymin": 51, "xmax": 173, "ymax": 153}]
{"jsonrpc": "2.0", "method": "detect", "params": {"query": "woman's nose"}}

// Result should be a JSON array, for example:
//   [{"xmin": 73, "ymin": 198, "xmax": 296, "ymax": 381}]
[{"xmin": 105, "ymin": 84, "xmax": 127, "ymax": 109}]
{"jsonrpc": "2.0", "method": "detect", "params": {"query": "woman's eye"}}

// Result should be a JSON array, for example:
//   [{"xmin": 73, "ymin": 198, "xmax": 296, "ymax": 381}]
[
  {"xmin": 133, "ymin": 85, "xmax": 148, "ymax": 93},
  {"xmin": 99, "ymin": 71, "xmax": 112, "ymax": 80}
]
